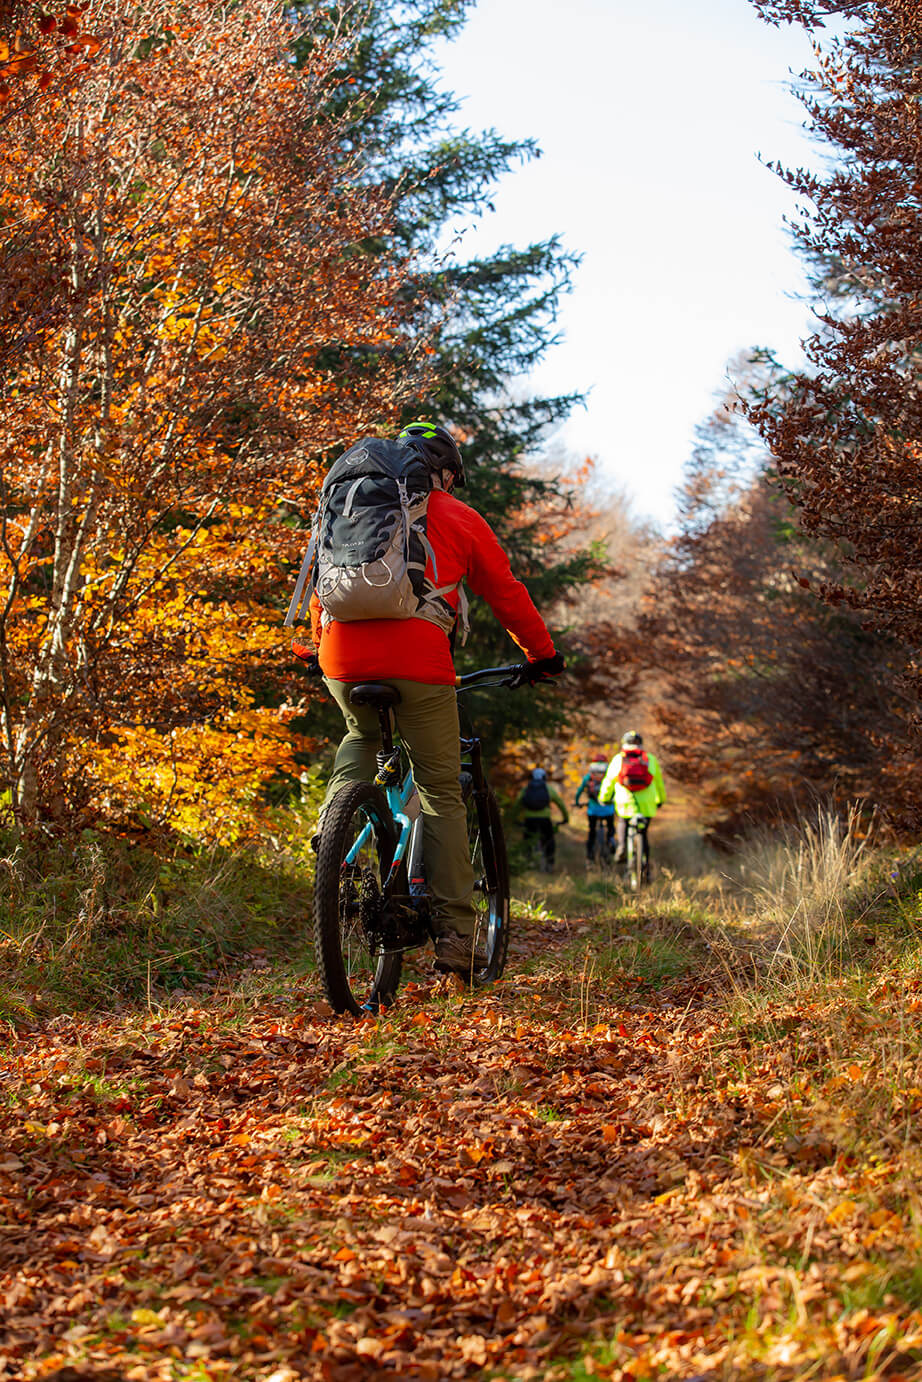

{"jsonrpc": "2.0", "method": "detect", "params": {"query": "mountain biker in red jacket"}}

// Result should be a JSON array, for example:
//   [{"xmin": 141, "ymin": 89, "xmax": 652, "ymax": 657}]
[{"xmin": 293, "ymin": 422, "xmax": 564, "ymax": 976}]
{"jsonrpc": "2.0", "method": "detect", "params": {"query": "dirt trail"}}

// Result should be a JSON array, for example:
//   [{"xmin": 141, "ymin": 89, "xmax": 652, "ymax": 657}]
[{"xmin": 0, "ymin": 915, "xmax": 917, "ymax": 1380}]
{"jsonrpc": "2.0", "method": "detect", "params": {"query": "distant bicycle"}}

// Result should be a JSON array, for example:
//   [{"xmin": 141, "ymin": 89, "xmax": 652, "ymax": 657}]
[
  {"xmin": 522, "ymin": 821, "xmax": 555, "ymax": 873},
  {"xmin": 586, "ymin": 824, "xmax": 614, "ymax": 870},
  {"xmin": 312, "ymin": 664, "xmax": 526, "ymax": 1015},
  {"xmin": 623, "ymin": 814, "xmax": 651, "ymax": 891}
]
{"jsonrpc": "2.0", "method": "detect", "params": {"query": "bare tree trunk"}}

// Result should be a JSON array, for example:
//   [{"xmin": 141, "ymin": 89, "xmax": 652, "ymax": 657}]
[{"xmin": 12, "ymin": 120, "xmax": 88, "ymax": 822}]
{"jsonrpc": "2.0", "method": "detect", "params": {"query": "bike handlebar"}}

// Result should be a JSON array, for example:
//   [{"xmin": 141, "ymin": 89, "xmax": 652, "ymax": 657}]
[
  {"xmin": 455, "ymin": 663, "xmax": 530, "ymax": 691},
  {"xmin": 296, "ymin": 654, "xmax": 542, "ymax": 691}
]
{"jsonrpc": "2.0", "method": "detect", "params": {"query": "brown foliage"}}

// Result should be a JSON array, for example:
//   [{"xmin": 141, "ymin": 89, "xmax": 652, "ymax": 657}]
[
  {"xmin": 535, "ymin": 456, "xmax": 645, "ymax": 726},
  {"xmin": 0, "ymin": 3, "xmax": 104, "ymax": 382},
  {"xmin": 748, "ymin": 0, "xmax": 922, "ymax": 697},
  {"xmin": 4, "ymin": 927, "xmax": 922, "ymax": 1380},
  {"xmin": 643, "ymin": 409, "xmax": 921, "ymax": 839}
]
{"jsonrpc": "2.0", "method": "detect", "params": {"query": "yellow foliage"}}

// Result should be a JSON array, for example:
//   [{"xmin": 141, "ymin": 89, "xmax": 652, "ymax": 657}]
[{"xmin": 0, "ymin": 0, "xmax": 432, "ymax": 835}]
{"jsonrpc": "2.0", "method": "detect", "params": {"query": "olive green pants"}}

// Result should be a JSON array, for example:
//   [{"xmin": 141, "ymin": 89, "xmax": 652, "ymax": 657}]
[{"xmin": 323, "ymin": 678, "xmax": 474, "ymax": 937}]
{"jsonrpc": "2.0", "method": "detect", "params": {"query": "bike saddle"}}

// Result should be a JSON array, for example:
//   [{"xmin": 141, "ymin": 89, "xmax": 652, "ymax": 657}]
[{"xmin": 349, "ymin": 682, "xmax": 401, "ymax": 709}]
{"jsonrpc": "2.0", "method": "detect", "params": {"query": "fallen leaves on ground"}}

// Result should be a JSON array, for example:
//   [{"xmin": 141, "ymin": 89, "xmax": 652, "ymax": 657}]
[{"xmin": 2, "ymin": 913, "xmax": 922, "ymax": 1380}]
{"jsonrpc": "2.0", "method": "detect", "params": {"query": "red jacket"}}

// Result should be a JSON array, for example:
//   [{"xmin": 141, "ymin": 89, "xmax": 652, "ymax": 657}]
[{"xmin": 310, "ymin": 490, "xmax": 555, "ymax": 685}]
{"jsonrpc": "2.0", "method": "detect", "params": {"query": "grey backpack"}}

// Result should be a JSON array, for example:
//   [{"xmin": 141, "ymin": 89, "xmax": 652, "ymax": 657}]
[{"xmin": 285, "ymin": 438, "xmax": 468, "ymax": 636}]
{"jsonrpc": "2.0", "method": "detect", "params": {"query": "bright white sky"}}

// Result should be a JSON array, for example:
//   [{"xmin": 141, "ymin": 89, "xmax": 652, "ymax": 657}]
[{"xmin": 432, "ymin": 0, "xmax": 822, "ymax": 524}]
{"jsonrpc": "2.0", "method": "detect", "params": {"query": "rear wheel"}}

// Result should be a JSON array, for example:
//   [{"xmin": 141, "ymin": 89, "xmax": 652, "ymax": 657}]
[
  {"xmin": 590, "ymin": 827, "xmax": 612, "ymax": 869},
  {"xmin": 313, "ymin": 782, "xmax": 403, "ymax": 1015},
  {"xmin": 464, "ymin": 782, "xmax": 510, "ymax": 982},
  {"xmin": 640, "ymin": 831, "xmax": 651, "ymax": 886},
  {"xmin": 628, "ymin": 822, "xmax": 650, "ymax": 891}
]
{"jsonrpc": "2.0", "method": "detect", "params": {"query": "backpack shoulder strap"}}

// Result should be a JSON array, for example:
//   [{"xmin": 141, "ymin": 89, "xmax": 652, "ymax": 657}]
[{"xmin": 284, "ymin": 520, "xmax": 319, "ymax": 627}]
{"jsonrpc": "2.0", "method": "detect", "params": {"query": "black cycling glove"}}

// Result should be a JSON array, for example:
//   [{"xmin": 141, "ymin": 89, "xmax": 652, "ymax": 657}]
[
  {"xmin": 523, "ymin": 652, "xmax": 566, "ymax": 684},
  {"xmin": 292, "ymin": 640, "xmax": 322, "ymax": 676}
]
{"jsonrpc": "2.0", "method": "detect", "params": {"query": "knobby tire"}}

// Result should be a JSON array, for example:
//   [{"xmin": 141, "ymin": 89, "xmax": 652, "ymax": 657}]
[
  {"xmin": 313, "ymin": 781, "xmax": 403, "ymax": 1016},
  {"xmin": 465, "ymin": 784, "xmax": 510, "ymax": 983},
  {"xmin": 628, "ymin": 825, "xmax": 651, "ymax": 892},
  {"xmin": 589, "ymin": 830, "xmax": 613, "ymax": 869}
]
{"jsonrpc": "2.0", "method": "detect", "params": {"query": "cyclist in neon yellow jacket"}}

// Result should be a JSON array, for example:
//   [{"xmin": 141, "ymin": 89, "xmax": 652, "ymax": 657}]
[{"xmin": 598, "ymin": 731, "xmax": 666, "ymax": 863}]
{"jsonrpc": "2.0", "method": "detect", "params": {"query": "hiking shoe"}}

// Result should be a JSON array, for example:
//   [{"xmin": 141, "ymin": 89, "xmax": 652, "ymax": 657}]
[{"xmin": 433, "ymin": 931, "xmax": 487, "ymax": 977}]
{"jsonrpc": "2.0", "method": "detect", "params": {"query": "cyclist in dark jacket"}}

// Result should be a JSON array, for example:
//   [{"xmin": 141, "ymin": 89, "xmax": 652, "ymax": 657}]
[{"xmin": 513, "ymin": 767, "xmax": 569, "ymax": 869}]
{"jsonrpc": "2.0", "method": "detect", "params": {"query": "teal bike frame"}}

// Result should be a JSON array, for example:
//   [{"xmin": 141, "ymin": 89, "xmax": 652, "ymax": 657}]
[
  {"xmin": 344, "ymin": 765, "xmax": 424, "ymax": 896},
  {"xmin": 339, "ymin": 664, "xmax": 519, "ymax": 945}
]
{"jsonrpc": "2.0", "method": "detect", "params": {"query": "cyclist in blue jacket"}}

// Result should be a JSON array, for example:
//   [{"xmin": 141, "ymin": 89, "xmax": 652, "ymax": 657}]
[{"xmin": 575, "ymin": 758, "xmax": 616, "ymax": 862}]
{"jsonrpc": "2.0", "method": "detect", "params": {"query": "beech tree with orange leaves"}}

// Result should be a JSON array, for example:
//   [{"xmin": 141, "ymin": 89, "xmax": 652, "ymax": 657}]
[
  {"xmin": 0, "ymin": 0, "xmax": 428, "ymax": 835},
  {"xmin": 749, "ymin": 0, "xmax": 922, "ymax": 702},
  {"xmin": 0, "ymin": 2, "xmax": 103, "ymax": 383}
]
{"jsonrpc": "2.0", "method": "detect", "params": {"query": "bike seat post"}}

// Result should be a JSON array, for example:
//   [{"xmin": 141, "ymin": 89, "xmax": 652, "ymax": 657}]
[
  {"xmin": 378, "ymin": 705, "xmax": 395, "ymax": 756},
  {"xmin": 347, "ymin": 684, "xmax": 400, "ymax": 758}
]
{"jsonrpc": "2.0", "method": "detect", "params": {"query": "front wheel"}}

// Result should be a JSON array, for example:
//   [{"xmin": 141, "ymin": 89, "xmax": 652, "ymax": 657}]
[
  {"xmin": 313, "ymin": 782, "xmax": 403, "ymax": 1015},
  {"xmin": 464, "ymin": 784, "xmax": 510, "ymax": 983}
]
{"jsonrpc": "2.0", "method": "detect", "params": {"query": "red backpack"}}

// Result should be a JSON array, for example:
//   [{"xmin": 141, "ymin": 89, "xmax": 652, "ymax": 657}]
[{"xmin": 618, "ymin": 748, "xmax": 653, "ymax": 792}]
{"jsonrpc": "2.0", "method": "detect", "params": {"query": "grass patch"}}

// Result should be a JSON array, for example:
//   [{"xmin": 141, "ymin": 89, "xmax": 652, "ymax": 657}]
[{"xmin": 0, "ymin": 824, "xmax": 315, "ymax": 1021}]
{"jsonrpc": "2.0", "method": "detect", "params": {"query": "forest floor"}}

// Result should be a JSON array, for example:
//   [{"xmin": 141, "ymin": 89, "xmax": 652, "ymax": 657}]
[{"xmin": 3, "ymin": 819, "xmax": 922, "ymax": 1381}]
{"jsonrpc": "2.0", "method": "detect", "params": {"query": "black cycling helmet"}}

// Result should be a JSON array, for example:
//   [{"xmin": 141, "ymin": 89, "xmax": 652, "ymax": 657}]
[
  {"xmin": 621, "ymin": 730, "xmax": 643, "ymax": 749},
  {"xmin": 397, "ymin": 420, "xmax": 465, "ymax": 486}
]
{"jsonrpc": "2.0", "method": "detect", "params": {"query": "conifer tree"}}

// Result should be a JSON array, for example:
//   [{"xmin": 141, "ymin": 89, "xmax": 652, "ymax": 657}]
[{"xmin": 293, "ymin": 0, "xmax": 607, "ymax": 753}]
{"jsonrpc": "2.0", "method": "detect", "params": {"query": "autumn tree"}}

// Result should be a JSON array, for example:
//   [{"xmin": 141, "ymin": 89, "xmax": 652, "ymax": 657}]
[
  {"xmin": 645, "ymin": 396, "xmax": 920, "ymax": 838},
  {"xmin": 749, "ymin": 0, "xmax": 922, "ymax": 700},
  {"xmin": 0, "ymin": 0, "xmax": 428, "ymax": 835},
  {"xmin": 0, "ymin": 3, "xmax": 104, "ymax": 384}
]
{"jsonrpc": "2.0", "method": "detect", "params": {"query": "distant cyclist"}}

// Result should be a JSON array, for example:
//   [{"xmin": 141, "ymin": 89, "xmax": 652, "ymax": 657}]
[
  {"xmin": 514, "ymin": 767, "xmax": 569, "ymax": 870},
  {"xmin": 575, "ymin": 758, "xmax": 616, "ymax": 862},
  {"xmin": 598, "ymin": 731, "xmax": 666, "ymax": 864}
]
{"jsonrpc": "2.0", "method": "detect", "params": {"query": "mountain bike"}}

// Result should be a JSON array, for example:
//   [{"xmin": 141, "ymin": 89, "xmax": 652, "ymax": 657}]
[
  {"xmin": 312, "ymin": 664, "xmax": 523, "ymax": 1016},
  {"xmin": 522, "ymin": 818, "xmax": 559, "ymax": 873},
  {"xmin": 624, "ymin": 813, "xmax": 651, "ymax": 891},
  {"xmin": 586, "ymin": 815, "xmax": 615, "ymax": 869}
]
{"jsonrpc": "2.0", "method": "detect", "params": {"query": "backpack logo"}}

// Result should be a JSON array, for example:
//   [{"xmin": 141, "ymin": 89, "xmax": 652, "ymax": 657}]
[
  {"xmin": 618, "ymin": 749, "xmax": 653, "ymax": 793},
  {"xmin": 285, "ymin": 438, "xmax": 468, "ymax": 636},
  {"xmin": 522, "ymin": 778, "xmax": 551, "ymax": 811}
]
